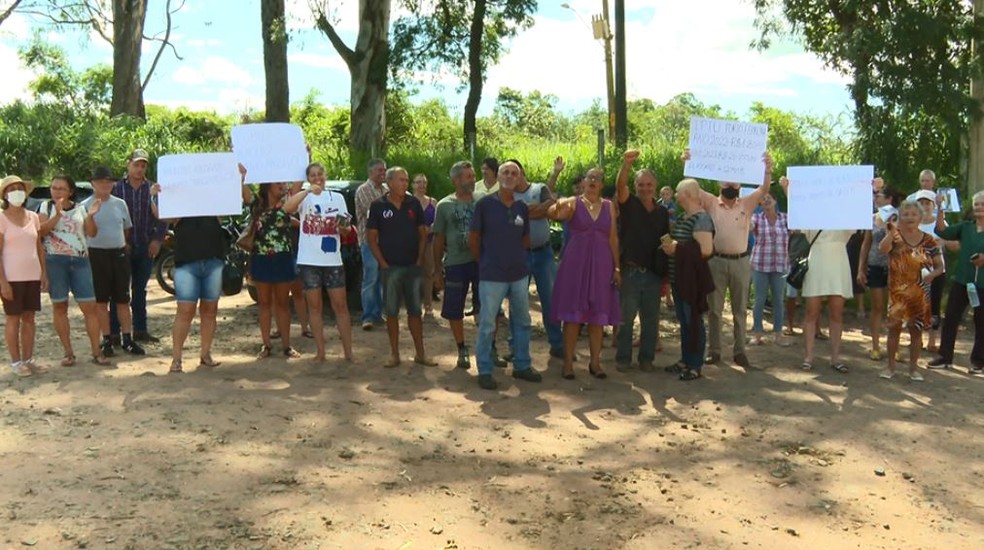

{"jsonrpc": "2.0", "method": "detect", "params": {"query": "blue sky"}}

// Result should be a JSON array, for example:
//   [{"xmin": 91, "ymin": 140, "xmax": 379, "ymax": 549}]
[{"xmin": 0, "ymin": 0, "xmax": 853, "ymax": 120}]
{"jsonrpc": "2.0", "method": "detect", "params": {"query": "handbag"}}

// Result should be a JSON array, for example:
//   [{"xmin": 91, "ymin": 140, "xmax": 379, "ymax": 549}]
[
  {"xmin": 785, "ymin": 230, "xmax": 822, "ymax": 290},
  {"xmin": 235, "ymin": 219, "xmax": 256, "ymax": 252},
  {"xmin": 222, "ymin": 260, "xmax": 244, "ymax": 296}
]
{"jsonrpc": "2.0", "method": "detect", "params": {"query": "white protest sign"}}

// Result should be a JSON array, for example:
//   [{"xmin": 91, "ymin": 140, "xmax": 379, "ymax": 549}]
[
  {"xmin": 787, "ymin": 165, "xmax": 874, "ymax": 230},
  {"xmin": 231, "ymin": 123, "xmax": 308, "ymax": 184},
  {"xmin": 157, "ymin": 153, "xmax": 243, "ymax": 218},
  {"xmin": 685, "ymin": 116, "xmax": 768, "ymax": 185},
  {"xmin": 939, "ymin": 187, "xmax": 961, "ymax": 213}
]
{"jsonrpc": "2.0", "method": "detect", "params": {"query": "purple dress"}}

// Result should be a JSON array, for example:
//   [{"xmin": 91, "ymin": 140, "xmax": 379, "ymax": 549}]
[{"xmin": 551, "ymin": 198, "xmax": 621, "ymax": 325}]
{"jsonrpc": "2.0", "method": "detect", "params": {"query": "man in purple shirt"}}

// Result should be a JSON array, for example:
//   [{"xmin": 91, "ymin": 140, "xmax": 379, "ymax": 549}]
[{"xmin": 110, "ymin": 149, "xmax": 168, "ymax": 343}]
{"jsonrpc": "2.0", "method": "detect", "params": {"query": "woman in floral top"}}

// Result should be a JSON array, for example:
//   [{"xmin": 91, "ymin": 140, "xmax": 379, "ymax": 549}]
[
  {"xmin": 243, "ymin": 179, "xmax": 301, "ymax": 359},
  {"xmin": 878, "ymin": 200, "xmax": 943, "ymax": 381},
  {"xmin": 38, "ymin": 175, "xmax": 109, "ymax": 366},
  {"xmin": 749, "ymin": 192, "xmax": 790, "ymax": 346}
]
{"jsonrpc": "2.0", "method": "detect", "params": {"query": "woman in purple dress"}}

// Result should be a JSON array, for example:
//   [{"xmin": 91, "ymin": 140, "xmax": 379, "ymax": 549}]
[{"xmin": 548, "ymin": 167, "xmax": 621, "ymax": 380}]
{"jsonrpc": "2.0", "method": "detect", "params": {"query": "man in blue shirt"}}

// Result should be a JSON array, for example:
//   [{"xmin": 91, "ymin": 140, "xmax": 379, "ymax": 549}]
[{"xmin": 469, "ymin": 161, "xmax": 544, "ymax": 390}]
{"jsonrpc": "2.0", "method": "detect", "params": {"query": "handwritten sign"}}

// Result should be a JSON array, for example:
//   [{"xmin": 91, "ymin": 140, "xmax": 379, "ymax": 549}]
[
  {"xmin": 787, "ymin": 165, "xmax": 874, "ymax": 230},
  {"xmin": 231, "ymin": 123, "xmax": 308, "ymax": 184},
  {"xmin": 939, "ymin": 187, "xmax": 961, "ymax": 213},
  {"xmin": 157, "ymin": 153, "xmax": 243, "ymax": 218},
  {"xmin": 685, "ymin": 116, "xmax": 768, "ymax": 185}
]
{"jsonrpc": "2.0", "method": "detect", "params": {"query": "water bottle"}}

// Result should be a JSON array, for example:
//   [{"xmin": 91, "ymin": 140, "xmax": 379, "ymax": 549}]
[{"xmin": 969, "ymin": 283, "xmax": 981, "ymax": 308}]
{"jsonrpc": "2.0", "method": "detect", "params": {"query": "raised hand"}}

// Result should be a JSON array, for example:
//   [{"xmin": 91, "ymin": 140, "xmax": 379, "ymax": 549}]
[
  {"xmin": 763, "ymin": 152, "xmax": 774, "ymax": 173},
  {"xmin": 149, "ymin": 183, "xmax": 161, "ymax": 196},
  {"xmin": 624, "ymin": 150, "xmax": 641, "ymax": 164},
  {"xmin": 681, "ymin": 148, "xmax": 691, "ymax": 163},
  {"xmin": 553, "ymin": 156, "xmax": 565, "ymax": 174},
  {"xmin": 87, "ymin": 198, "xmax": 102, "ymax": 216}
]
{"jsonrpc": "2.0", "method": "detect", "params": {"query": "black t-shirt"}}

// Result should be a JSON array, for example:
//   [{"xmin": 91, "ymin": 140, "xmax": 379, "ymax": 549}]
[
  {"xmin": 618, "ymin": 194, "xmax": 671, "ymax": 275},
  {"xmin": 366, "ymin": 194, "xmax": 424, "ymax": 267},
  {"xmin": 173, "ymin": 217, "xmax": 225, "ymax": 266}
]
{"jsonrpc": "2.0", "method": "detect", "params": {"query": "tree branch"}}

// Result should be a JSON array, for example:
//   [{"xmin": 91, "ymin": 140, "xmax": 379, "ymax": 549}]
[
  {"xmin": 142, "ymin": 0, "xmax": 185, "ymax": 90},
  {"xmin": 0, "ymin": 0, "xmax": 24, "ymax": 27},
  {"xmin": 312, "ymin": 7, "xmax": 355, "ymax": 68}
]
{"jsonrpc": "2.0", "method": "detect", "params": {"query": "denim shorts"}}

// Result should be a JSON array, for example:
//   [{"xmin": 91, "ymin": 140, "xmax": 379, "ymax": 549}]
[
  {"xmin": 46, "ymin": 254, "xmax": 96, "ymax": 303},
  {"xmin": 382, "ymin": 265, "xmax": 423, "ymax": 318},
  {"xmin": 174, "ymin": 258, "xmax": 224, "ymax": 303},
  {"xmin": 299, "ymin": 265, "xmax": 346, "ymax": 291},
  {"xmin": 441, "ymin": 262, "xmax": 478, "ymax": 321}
]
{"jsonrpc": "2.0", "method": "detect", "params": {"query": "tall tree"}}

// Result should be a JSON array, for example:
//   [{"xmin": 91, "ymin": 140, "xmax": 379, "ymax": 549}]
[
  {"xmin": 313, "ymin": 0, "xmax": 392, "ymax": 155},
  {"xmin": 0, "ymin": 0, "xmax": 24, "ymax": 26},
  {"xmin": 261, "ymin": 0, "xmax": 289, "ymax": 122},
  {"xmin": 390, "ymin": 0, "xmax": 536, "ymax": 151}
]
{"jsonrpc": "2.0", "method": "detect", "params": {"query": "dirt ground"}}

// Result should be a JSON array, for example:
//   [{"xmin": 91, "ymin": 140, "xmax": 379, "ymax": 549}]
[{"xmin": 3, "ymin": 285, "xmax": 984, "ymax": 549}]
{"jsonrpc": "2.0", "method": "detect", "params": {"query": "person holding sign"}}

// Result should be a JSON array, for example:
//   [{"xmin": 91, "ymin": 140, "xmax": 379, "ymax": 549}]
[
  {"xmin": 680, "ymin": 149, "xmax": 774, "ymax": 369},
  {"xmin": 285, "ymin": 163, "xmax": 355, "ymax": 363},
  {"xmin": 781, "ymin": 176, "xmax": 854, "ymax": 373},
  {"xmin": 928, "ymin": 191, "xmax": 984, "ymax": 374},
  {"xmin": 366, "ymin": 167, "xmax": 436, "ymax": 368},
  {"xmin": 354, "ymin": 159, "xmax": 388, "ymax": 331},
  {"xmin": 878, "ymin": 201, "xmax": 943, "ymax": 381}
]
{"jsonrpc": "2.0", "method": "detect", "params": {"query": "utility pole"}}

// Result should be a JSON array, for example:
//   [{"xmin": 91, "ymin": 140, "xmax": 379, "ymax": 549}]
[
  {"xmin": 613, "ymin": 0, "xmax": 627, "ymax": 149},
  {"xmin": 969, "ymin": 0, "xmax": 984, "ymax": 197}
]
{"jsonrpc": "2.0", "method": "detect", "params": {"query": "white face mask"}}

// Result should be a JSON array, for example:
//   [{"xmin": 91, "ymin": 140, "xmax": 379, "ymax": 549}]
[{"xmin": 6, "ymin": 190, "xmax": 26, "ymax": 207}]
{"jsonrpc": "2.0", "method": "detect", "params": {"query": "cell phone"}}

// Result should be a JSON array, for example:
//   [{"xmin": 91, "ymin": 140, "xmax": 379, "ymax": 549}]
[{"xmin": 660, "ymin": 234, "xmax": 673, "ymax": 245}]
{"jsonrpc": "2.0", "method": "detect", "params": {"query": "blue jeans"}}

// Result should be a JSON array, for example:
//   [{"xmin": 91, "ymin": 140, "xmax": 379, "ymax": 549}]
[
  {"xmin": 616, "ymin": 267, "xmax": 661, "ymax": 364},
  {"xmin": 477, "ymin": 279, "xmax": 532, "ymax": 375},
  {"xmin": 111, "ymin": 242, "xmax": 152, "ymax": 334},
  {"xmin": 752, "ymin": 270, "xmax": 786, "ymax": 333},
  {"xmin": 673, "ymin": 287, "xmax": 706, "ymax": 370},
  {"xmin": 527, "ymin": 246, "xmax": 562, "ymax": 351},
  {"xmin": 174, "ymin": 258, "xmax": 224, "ymax": 303},
  {"xmin": 360, "ymin": 242, "xmax": 383, "ymax": 323}
]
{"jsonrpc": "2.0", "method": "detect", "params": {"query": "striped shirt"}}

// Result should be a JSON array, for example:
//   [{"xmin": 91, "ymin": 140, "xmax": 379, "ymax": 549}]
[
  {"xmin": 113, "ymin": 178, "xmax": 167, "ymax": 246},
  {"xmin": 668, "ymin": 211, "xmax": 714, "ymax": 283},
  {"xmin": 750, "ymin": 211, "xmax": 790, "ymax": 273}
]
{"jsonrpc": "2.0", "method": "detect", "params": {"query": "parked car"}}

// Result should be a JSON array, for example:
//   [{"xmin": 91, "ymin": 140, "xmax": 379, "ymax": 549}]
[{"xmin": 27, "ymin": 181, "xmax": 94, "ymax": 213}]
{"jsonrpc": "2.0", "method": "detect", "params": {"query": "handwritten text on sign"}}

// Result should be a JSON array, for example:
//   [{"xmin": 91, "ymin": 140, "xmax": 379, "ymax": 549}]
[
  {"xmin": 684, "ymin": 117, "xmax": 768, "ymax": 186},
  {"xmin": 231, "ymin": 123, "xmax": 308, "ymax": 184},
  {"xmin": 787, "ymin": 165, "xmax": 874, "ymax": 230},
  {"xmin": 157, "ymin": 153, "xmax": 243, "ymax": 219}
]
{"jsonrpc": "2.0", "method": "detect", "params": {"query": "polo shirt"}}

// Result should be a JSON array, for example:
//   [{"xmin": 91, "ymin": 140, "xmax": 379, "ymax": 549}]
[
  {"xmin": 366, "ymin": 193, "xmax": 424, "ymax": 267},
  {"xmin": 618, "ymin": 194, "xmax": 670, "ymax": 274},
  {"xmin": 512, "ymin": 182, "xmax": 551, "ymax": 248},
  {"xmin": 471, "ymin": 193, "xmax": 530, "ymax": 282},
  {"xmin": 702, "ymin": 194, "xmax": 756, "ymax": 255}
]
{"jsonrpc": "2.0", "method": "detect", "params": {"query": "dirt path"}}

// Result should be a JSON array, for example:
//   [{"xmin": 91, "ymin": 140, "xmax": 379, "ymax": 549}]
[{"xmin": 2, "ymin": 287, "xmax": 984, "ymax": 549}]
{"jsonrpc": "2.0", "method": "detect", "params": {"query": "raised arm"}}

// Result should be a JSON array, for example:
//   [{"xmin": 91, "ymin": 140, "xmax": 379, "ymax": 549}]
[
  {"xmin": 616, "ymin": 150, "xmax": 639, "ymax": 204},
  {"xmin": 545, "ymin": 156, "xmax": 564, "ymax": 196},
  {"xmin": 744, "ymin": 152, "xmax": 774, "ymax": 207}
]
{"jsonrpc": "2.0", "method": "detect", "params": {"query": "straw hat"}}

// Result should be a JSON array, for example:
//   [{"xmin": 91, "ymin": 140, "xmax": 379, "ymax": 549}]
[{"xmin": 0, "ymin": 175, "xmax": 35, "ymax": 197}]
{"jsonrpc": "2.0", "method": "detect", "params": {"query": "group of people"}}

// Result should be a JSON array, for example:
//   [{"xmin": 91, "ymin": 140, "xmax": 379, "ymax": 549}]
[{"xmin": 3, "ymin": 146, "xmax": 984, "ymax": 388}]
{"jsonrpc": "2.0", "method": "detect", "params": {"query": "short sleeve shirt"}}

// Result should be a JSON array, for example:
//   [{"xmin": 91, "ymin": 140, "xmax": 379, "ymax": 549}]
[
  {"xmin": 252, "ymin": 206, "xmax": 293, "ymax": 257},
  {"xmin": 366, "ymin": 194, "xmax": 424, "ymax": 267},
  {"xmin": 42, "ymin": 200, "xmax": 89, "ymax": 257},
  {"xmin": 432, "ymin": 195, "xmax": 476, "ymax": 267},
  {"xmin": 0, "ymin": 211, "xmax": 42, "ymax": 281},
  {"xmin": 668, "ymin": 211, "xmax": 714, "ymax": 283},
  {"xmin": 618, "ymin": 194, "xmax": 670, "ymax": 274},
  {"xmin": 512, "ymin": 183, "xmax": 551, "ymax": 248},
  {"xmin": 297, "ymin": 190, "xmax": 350, "ymax": 267},
  {"xmin": 471, "ymin": 193, "xmax": 530, "ymax": 282},
  {"xmin": 82, "ymin": 195, "xmax": 132, "ymax": 249},
  {"xmin": 704, "ymin": 195, "xmax": 756, "ymax": 255}
]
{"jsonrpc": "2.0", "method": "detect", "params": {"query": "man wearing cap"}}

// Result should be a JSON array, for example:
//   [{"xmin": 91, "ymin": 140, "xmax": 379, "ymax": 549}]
[
  {"xmin": 84, "ymin": 167, "xmax": 144, "ymax": 356},
  {"xmin": 109, "ymin": 149, "xmax": 167, "ymax": 344}
]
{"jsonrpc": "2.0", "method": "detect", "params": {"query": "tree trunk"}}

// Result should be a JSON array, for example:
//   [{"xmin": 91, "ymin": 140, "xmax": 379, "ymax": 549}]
[
  {"xmin": 261, "ymin": 0, "xmax": 290, "ymax": 122},
  {"xmin": 462, "ymin": 0, "xmax": 487, "ymax": 153},
  {"xmin": 969, "ymin": 0, "xmax": 984, "ymax": 197},
  {"xmin": 110, "ymin": 0, "xmax": 146, "ymax": 119}
]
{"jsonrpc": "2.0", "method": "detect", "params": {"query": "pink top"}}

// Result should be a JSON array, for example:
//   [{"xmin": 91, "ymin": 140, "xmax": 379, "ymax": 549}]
[
  {"xmin": 701, "ymin": 193, "xmax": 758, "ymax": 255},
  {"xmin": 0, "ymin": 210, "xmax": 42, "ymax": 281}
]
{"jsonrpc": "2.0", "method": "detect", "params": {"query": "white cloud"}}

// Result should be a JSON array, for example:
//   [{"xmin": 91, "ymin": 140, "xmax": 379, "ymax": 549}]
[
  {"xmin": 0, "ymin": 42, "xmax": 34, "ymax": 105},
  {"xmin": 147, "ymin": 88, "xmax": 263, "ymax": 115},
  {"xmin": 171, "ymin": 56, "xmax": 254, "ymax": 86},
  {"xmin": 187, "ymin": 37, "xmax": 222, "ymax": 48},
  {"xmin": 288, "ymin": 51, "xmax": 347, "ymax": 71}
]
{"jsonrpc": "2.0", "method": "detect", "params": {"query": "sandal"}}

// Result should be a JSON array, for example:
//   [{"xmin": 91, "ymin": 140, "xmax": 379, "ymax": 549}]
[
  {"xmin": 831, "ymin": 363, "xmax": 849, "ymax": 373},
  {"xmin": 61, "ymin": 354, "xmax": 76, "ymax": 367},
  {"xmin": 879, "ymin": 370, "xmax": 894, "ymax": 379},
  {"xmin": 302, "ymin": 330, "xmax": 314, "ymax": 339},
  {"xmin": 588, "ymin": 363, "xmax": 607, "ymax": 379},
  {"xmin": 257, "ymin": 344, "xmax": 272, "ymax": 359},
  {"xmin": 816, "ymin": 331, "xmax": 830, "ymax": 341},
  {"xmin": 679, "ymin": 368, "xmax": 702, "ymax": 381},
  {"xmin": 199, "ymin": 355, "xmax": 221, "ymax": 368},
  {"xmin": 783, "ymin": 327, "xmax": 796, "ymax": 336},
  {"xmin": 10, "ymin": 361, "xmax": 32, "ymax": 377},
  {"xmin": 800, "ymin": 361, "xmax": 813, "ymax": 371},
  {"xmin": 283, "ymin": 347, "xmax": 301, "ymax": 359},
  {"xmin": 664, "ymin": 361, "xmax": 685, "ymax": 374},
  {"xmin": 91, "ymin": 355, "xmax": 111, "ymax": 366},
  {"xmin": 23, "ymin": 359, "xmax": 47, "ymax": 374},
  {"xmin": 169, "ymin": 359, "xmax": 183, "ymax": 373},
  {"xmin": 561, "ymin": 369, "xmax": 575, "ymax": 380},
  {"xmin": 909, "ymin": 371, "xmax": 925, "ymax": 382}
]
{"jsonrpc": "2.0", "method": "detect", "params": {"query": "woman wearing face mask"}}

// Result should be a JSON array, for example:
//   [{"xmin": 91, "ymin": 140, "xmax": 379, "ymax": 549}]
[
  {"xmin": 929, "ymin": 190, "xmax": 984, "ymax": 373},
  {"xmin": 38, "ymin": 175, "xmax": 109, "ymax": 367},
  {"xmin": 412, "ymin": 173, "xmax": 438, "ymax": 315},
  {"xmin": 878, "ymin": 200, "xmax": 943, "ymax": 381},
  {"xmin": 749, "ymin": 192, "xmax": 790, "ymax": 346},
  {"xmin": 0, "ymin": 175, "xmax": 48, "ymax": 376},
  {"xmin": 241, "ymin": 169, "xmax": 302, "ymax": 360},
  {"xmin": 858, "ymin": 185, "xmax": 900, "ymax": 361}
]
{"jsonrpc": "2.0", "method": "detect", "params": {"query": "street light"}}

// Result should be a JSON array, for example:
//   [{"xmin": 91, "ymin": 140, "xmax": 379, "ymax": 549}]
[{"xmin": 561, "ymin": 2, "xmax": 616, "ymax": 143}]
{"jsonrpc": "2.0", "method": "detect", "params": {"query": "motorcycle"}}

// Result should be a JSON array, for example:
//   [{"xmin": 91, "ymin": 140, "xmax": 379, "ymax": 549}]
[{"xmin": 154, "ymin": 218, "xmax": 249, "ymax": 296}]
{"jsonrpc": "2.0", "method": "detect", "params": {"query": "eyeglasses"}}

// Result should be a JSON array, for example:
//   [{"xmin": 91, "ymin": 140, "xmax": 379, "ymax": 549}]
[{"xmin": 585, "ymin": 174, "xmax": 603, "ymax": 182}]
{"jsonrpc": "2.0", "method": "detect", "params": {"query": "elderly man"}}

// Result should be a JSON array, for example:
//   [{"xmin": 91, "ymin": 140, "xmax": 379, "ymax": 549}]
[
  {"xmin": 109, "ymin": 149, "xmax": 167, "ymax": 344},
  {"xmin": 681, "ymin": 149, "xmax": 773, "ymax": 368},
  {"xmin": 367, "ymin": 167, "xmax": 436, "ymax": 368},
  {"xmin": 433, "ymin": 161, "xmax": 480, "ymax": 370},
  {"xmin": 355, "ymin": 158, "xmax": 388, "ymax": 330},
  {"xmin": 469, "ymin": 161, "xmax": 543, "ymax": 390},
  {"xmin": 615, "ymin": 150, "xmax": 671, "ymax": 371}
]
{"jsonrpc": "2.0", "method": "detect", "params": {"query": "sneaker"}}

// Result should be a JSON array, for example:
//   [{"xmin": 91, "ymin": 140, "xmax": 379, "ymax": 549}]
[
  {"xmin": 456, "ymin": 354, "xmax": 471, "ymax": 370},
  {"xmin": 926, "ymin": 357, "xmax": 951, "ymax": 370},
  {"xmin": 477, "ymin": 374, "xmax": 498, "ymax": 390},
  {"xmin": 133, "ymin": 331, "xmax": 160, "ymax": 343},
  {"xmin": 909, "ymin": 371, "xmax": 925, "ymax": 382},
  {"xmin": 705, "ymin": 353, "xmax": 721, "ymax": 365},
  {"xmin": 492, "ymin": 351, "xmax": 508, "ymax": 369},
  {"xmin": 121, "ymin": 340, "xmax": 145, "ymax": 355},
  {"xmin": 101, "ymin": 340, "xmax": 115, "ymax": 358},
  {"xmin": 879, "ymin": 370, "xmax": 894, "ymax": 380},
  {"xmin": 362, "ymin": 321, "xmax": 374, "ymax": 331},
  {"xmin": 512, "ymin": 368, "xmax": 543, "ymax": 383},
  {"xmin": 615, "ymin": 361, "xmax": 634, "ymax": 373},
  {"xmin": 970, "ymin": 365, "xmax": 984, "ymax": 375}
]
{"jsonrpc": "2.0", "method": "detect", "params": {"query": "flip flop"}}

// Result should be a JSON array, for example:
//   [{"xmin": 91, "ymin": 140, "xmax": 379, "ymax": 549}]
[
  {"xmin": 169, "ymin": 359, "xmax": 183, "ymax": 374},
  {"xmin": 302, "ymin": 330, "xmax": 314, "ymax": 339},
  {"xmin": 61, "ymin": 355, "xmax": 76, "ymax": 367},
  {"xmin": 91, "ymin": 355, "xmax": 111, "ymax": 366},
  {"xmin": 199, "ymin": 355, "xmax": 221, "ymax": 367},
  {"xmin": 800, "ymin": 361, "xmax": 813, "ymax": 370},
  {"xmin": 831, "ymin": 363, "xmax": 848, "ymax": 373},
  {"xmin": 257, "ymin": 344, "xmax": 272, "ymax": 359}
]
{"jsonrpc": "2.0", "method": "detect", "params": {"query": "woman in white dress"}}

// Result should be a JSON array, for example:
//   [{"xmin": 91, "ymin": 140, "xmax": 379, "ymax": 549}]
[{"xmin": 782, "ymin": 176, "xmax": 856, "ymax": 372}]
